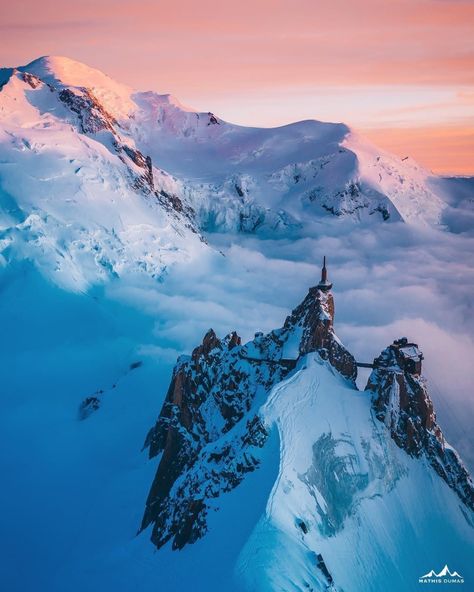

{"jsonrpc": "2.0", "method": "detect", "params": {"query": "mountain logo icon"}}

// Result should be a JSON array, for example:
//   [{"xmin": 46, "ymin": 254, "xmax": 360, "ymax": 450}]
[{"xmin": 419, "ymin": 564, "xmax": 464, "ymax": 584}]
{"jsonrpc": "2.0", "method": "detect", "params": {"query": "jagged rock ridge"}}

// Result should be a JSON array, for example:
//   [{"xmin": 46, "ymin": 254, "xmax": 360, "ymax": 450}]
[
  {"xmin": 367, "ymin": 339, "xmax": 474, "ymax": 511},
  {"xmin": 141, "ymin": 268, "xmax": 474, "ymax": 553},
  {"xmin": 141, "ymin": 265, "xmax": 357, "ymax": 549}
]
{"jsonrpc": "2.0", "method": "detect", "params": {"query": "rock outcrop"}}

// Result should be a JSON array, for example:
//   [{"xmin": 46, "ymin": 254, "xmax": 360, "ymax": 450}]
[
  {"xmin": 140, "ymin": 280, "xmax": 474, "ymax": 554},
  {"xmin": 58, "ymin": 86, "xmax": 117, "ymax": 134},
  {"xmin": 140, "ymin": 328, "xmax": 294, "ymax": 549},
  {"xmin": 78, "ymin": 395, "xmax": 100, "ymax": 420},
  {"xmin": 367, "ymin": 339, "xmax": 474, "ymax": 511},
  {"xmin": 282, "ymin": 286, "xmax": 357, "ymax": 382},
  {"xmin": 141, "ymin": 279, "xmax": 357, "ymax": 549},
  {"xmin": 55, "ymin": 81, "xmax": 198, "ymax": 228}
]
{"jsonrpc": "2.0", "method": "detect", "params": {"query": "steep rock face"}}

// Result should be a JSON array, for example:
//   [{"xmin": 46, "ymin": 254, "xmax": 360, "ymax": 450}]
[
  {"xmin": 140, "ymin": 330, "xmax": 292, "ymax": 550},
  {"xmin": 19, "ymin": 71, "xmax": 43, "ymax": 90},
  {"xmin": 58, "ymin": 86, "xmax": 117, "ymax": 134},
  {"xmin": 283, "ymin": 286, "xmax": 357, "ymax": 382},
  {"xmin": 367, "ymin": 340, "xmax": 474, "ymax": 511},
  {"xmin": 141, "ymin": 281, "xmax": 357, "ymax": 549}
]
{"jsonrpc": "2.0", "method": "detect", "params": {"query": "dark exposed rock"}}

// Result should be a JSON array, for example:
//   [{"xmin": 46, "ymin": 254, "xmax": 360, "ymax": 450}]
[
  {"xmin": 58, "ymin": 87, "xmax": 117, "ymax": 134},
  {"xmin": 224, "ymin": 330, "xmax": 241, "ymax": 349},
  {"xmin": 20, "ymin": 72, "xmax": 42, "ymax": 89},
  {"xmin": 157, "ymin": 189, "xmax": 180, "ymax": 211},
  {"xmin": 316, "ymin": 553, "xmax": 334, "ymax": 585},
  {"xmin": 141, "ymin": 281, "xmax": 357, "ymax": 550},
  {"xmin": 156, "ymin": 189, "xmax": 197, "ymax": 226},
  {"xmin": 120, "ymin": 146, "xmax": 155, "ymax": 194},
  {"xmin": 367, "ymin": 340, "xmax": 474, "ymax": 511},
  {"xmin": 191, "ymin": 328, "xmax": 222, "ymax": 360},
  {"xmin": 78, "ymin": 396, "xmax": 100, "ymax": 420},
  {"xmin": 321, "ymin": 202, "xmax": 368, "ymax": 217},
  {"xmin": 122, "ymin": 145, "xmax": 148, "ymax": 169},
  {"xmin": 371, "ymin": 204, "xmax": 390, "ymax": 221},
  {"xmin": 283, "ymin": 287, "xmax": 357, "ymax": 383},
  {"xmin": 207, "ymin": 112, "xmax": 220, "ymax": 125},
  {"xmin": 296, "ymin": 519, "xmax": 308, "ymax": 534},
  {"xmin": 238, "ymin": 210, "xmax": 265, "ymax": 233}
]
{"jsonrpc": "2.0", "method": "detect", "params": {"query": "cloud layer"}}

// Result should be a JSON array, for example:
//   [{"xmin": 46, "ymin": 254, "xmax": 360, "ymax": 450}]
[{"xmin": 106, "ymin": 218, "xmax": 474, "ymax": 468}]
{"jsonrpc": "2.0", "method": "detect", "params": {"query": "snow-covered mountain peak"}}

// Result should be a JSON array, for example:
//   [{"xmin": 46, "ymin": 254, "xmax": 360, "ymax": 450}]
[
  {"xmin": 21, "ymin": 55, "xmax": 107, "ymax": 84},
  {"xmin": 140, "ymin": 274, "xmax": 357, "ymax": 550},
  {"xmin": 0, "ymin": 58, "xmax": 206, "ymax": 290},
  {"xmin": 0, "ymin": 54, "xmax": 463, "ymax": 293},
  {"xmin": 137, "ymin": 271, "xmax": 474, "ymax": 589},
  {"xmin": 18, "ymin": 55, "xmax": 137, "ymax": 119}
]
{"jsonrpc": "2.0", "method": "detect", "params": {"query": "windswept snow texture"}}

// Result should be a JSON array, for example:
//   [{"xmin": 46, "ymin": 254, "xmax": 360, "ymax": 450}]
[
  {"xmin": 238, "ymin": 355, "xmax": 473, "ymax": 592},
  {"xmin": 0, "ymin": 56, "xmax": 473, "ymax": 592}
]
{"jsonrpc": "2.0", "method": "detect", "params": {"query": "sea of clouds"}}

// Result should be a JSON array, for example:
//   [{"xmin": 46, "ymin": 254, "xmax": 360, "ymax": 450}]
[
  {"xmin": 1, "ymin": 207, "xmax": 473, "ymax": 592},
  {"xmin": 108, "ymin": 216, "xmax": 474, "ymax": 469}
]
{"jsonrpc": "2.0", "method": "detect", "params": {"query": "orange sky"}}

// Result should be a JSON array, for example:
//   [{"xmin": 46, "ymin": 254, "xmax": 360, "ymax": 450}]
[{"xmin": 1, "ymin": 0, "xmax": 473, "ymax": 175}]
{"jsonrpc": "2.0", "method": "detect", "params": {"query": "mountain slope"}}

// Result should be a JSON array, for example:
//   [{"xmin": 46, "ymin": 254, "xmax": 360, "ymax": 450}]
[
  {"xmin": 140, "ymin": 271, "xmax": 474, "ymax": 591},
  {"xmin": 238, "ymin": 353, "xmax": 473, "ymax": 591},
  {"xmin": 0, "ymin": 55, "xmax": 450, "ymax": 267},
  {"xmin": 0, "ymin": 61, "xmax": 204, "ymax": 290}
]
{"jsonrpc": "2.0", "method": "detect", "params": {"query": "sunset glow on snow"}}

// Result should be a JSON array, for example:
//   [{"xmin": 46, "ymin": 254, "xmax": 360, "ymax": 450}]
[{"xmin": 2, "ymin": 0, "xmax": 473, "ymax": 174}]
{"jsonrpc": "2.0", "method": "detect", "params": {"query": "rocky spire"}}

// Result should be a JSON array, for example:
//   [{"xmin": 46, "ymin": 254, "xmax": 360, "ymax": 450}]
[
  {"xmin": 139, "ymin": 282, "xmax": 474, "ymax": 555},
  {"xmin": 140, "ymin": 276, "xmax": 357, "ymax": 550},
  {"xmin": 140, "ymin": 325, "xmax": 294, "ymax": 550},
  {"xmin": 367, "ymin": 340, "xmax": 474, "ymax": 511}
]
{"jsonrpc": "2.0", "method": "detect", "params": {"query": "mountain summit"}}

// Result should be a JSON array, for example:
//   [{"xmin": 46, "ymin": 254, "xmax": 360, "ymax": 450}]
[
  {"xmin": 0, "ymin": 56, "xmax": 455, "ymax": 291},
  {"xmin": 140, "ymin": 260, "xmax": 474, "ymax": 590}
]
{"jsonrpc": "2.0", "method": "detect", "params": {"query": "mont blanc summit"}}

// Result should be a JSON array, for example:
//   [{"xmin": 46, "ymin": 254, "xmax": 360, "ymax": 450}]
[{"xmin": 0, "ymin": 55, "xmax": 455, "ymax": 290}]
